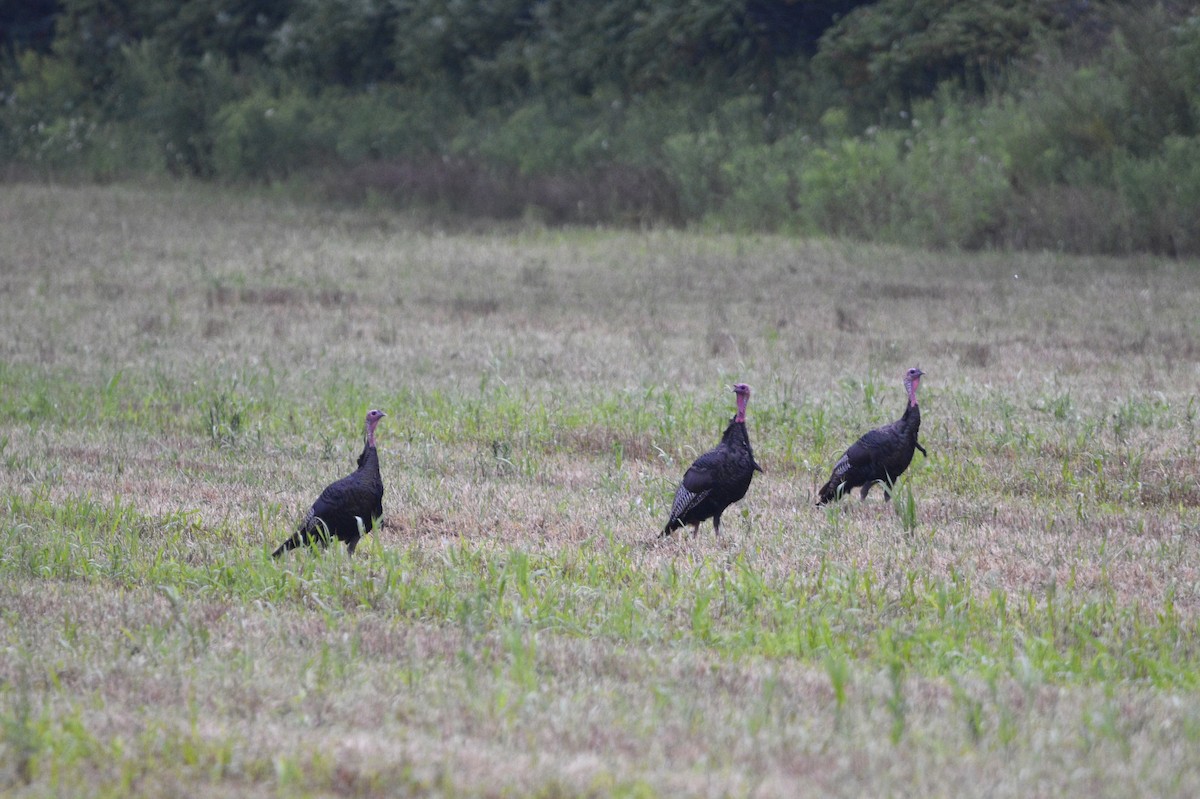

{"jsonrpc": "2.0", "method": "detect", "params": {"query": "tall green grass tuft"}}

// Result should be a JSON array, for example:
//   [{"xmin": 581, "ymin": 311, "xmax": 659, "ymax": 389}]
[{"xmin": 895, "ymin": 478, "xmax": 918, "ymax": 535}]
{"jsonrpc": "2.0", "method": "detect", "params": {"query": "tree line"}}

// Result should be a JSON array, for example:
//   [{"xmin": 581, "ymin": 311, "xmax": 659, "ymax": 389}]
[{"xmin": 3, "ymin": 1, "xmax": 1199, "ymax": 255}]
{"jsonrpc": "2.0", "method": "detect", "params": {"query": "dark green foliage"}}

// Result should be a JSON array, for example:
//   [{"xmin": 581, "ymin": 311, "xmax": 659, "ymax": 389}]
[
  {"xmin": 391, "ymin": 0, "xmax": 536, "ymax": 106},
  {"xmin": 3, "ymin": 0, "xmax": 1200, "ymax": 254},
  {"xmin": 144, "ymin": 0, "xmax": 294, "ymax": 68},
  {"xmin": 46, "ymin": 0, "xmax": 142, "ymax": 93},
  {"xmin": 269, "ymin": 0, "xmax": 398, "ymax": 88},
  {"xmin": 813, "ymin": 0, "xmax": 1075, "ymax": 124},
  {"xmin": 1103, "ymin": 3, "xmax": 1200, "ymax": 154},
  {"xmin": 0, "ymin": 0, "xmax": 59, "ymax": 59},
  {"xmin": 110, "ymin": 42, "xmax": 240, "ymax": 176}
]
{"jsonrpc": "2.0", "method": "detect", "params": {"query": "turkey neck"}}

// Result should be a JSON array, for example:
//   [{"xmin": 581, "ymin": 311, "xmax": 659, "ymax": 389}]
[
  {"xmin": 900, "ymin": 379, "xmax": 921, "ymax": 433},
  {"xmin": 359, "ymin": 418, "xmax": 382, "ymax": 475},
  {"xmin": 725, "ymin": 389, "xmax": 751, "ymax": 447},
  {"xmin": 357, "ymin": 442, "xmax": 382, "ymax": 482},
  {"xmin": 357, "ymin": 421, "xmax": 379, "ymax": 470},
  {"xmin": 906, "ymin": 376, "xmax": 920, "ymax": 409}
]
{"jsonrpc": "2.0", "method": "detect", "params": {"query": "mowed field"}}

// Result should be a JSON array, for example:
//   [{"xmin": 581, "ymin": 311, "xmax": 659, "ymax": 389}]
[{"xmin": 1, "ymin": 182, "xmax": 1199, "ymax": 797}]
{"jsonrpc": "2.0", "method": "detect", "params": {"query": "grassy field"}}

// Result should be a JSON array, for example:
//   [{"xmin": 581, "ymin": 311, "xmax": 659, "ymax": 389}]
[{"xmin": 1, "ymin": 181, "xmax": 1199, "ymax": 797}]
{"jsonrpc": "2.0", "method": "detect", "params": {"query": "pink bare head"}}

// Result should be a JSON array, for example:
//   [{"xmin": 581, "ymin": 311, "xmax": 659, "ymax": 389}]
[
  {"xmin": 903, "ymin": 367, "xmax": 924, "ymax": 405},
  {"xmin": 730, "ymin": 383, "xmax": 752, "ymax": 422},
  {"xmin": 364, "ymin": 408, "xmax": 387, "ymax": 446}
]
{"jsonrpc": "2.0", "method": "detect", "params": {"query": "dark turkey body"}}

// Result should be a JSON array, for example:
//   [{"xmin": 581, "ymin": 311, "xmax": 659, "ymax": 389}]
[
  {"xmin": 273, "ymin": 444, "xmax": 384, "ymax": 556},
  {"xmin": 663, "ymin": 419, "xmax": 761, "ymax": 537},
  {"xmin": 817, "ymin": 404, "xmax": 923, "ymax": 505}
]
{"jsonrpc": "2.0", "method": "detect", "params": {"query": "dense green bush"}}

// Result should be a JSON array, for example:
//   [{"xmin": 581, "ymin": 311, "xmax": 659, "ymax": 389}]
[
  {"xmin": 1, "ymin": 51, "xmax": 90, "ymax": 167},
  {"xmin": 330, "ymin": 85, "xmax": 465, "ymax": 162},
  {"xmin": 813, "ymin": 0, "xmax": 1073, "ymax": 126},
  {"xmin": 461, "ymin": 99, "xmax": 594, "ymax": 175},
  {"xmin": 1115, "ymin": 135, "xmax": 1200, "ymax": 256},
  {"xmin": 693, "ymin": 97, "xmax": 1012, "ymax": 247},
  {"xmin": 109, "ymin": 43, "xmax": 240, "ymax": 177}
]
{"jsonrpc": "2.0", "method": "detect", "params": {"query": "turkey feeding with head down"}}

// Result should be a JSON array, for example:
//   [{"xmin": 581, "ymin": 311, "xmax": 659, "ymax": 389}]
[
  {"xmin": 661, "ymin": 383, "xmax": 762, "ymax": 538},
  {"xmin": 272, "ymin": 409, "xmax": 386, "ymax": 557},
  {"xmin": 817, "ymin": 367, "xmax": 926, "ymax": 505}
]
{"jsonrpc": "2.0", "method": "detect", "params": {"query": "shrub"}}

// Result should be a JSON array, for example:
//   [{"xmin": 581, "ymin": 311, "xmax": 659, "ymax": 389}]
[
  {"xmin": 1, "ymin": 50, "xmax": 91, "ymax": 167},
  {"xmin": 717, "ymin": 139, "xmax": 805, "ymax": 233},
  {"xmin": 1114, "ymin": 135, "xmax": 1200, "ymax": 256},
  {"xmin": 999, "ymin": 183, "xmax": 1133, "ymax": 255},
  {"xmin": 888, "ymin": 103, "xmax": 1012, "ymax": 249},
  {"xmin": 106, "ymin": 42, "xmax": 240, "ymax": 177},
  {"xmin": 459, "ymin": 100, "xmax": 592, "ymax": 175},
  {"xmin": 329, "ymin": 85, "xmax": 465, "ymax": 162},
  {"xmin": 212, "ymin": 89, "xmax": 330, "ymax": 180},
  {"xmin": 661, "ymin": 130, "xmax": 732, "ymax": 221},
  {"xmin": 795, "ymin": 133, "xmax": 905, "ymax": 241}
]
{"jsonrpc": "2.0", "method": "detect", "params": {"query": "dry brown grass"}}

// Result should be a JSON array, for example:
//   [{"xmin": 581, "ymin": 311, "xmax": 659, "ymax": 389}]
[{"xmin": 1, "ymin": 182, "xmax": 1199, "ymax": 796}]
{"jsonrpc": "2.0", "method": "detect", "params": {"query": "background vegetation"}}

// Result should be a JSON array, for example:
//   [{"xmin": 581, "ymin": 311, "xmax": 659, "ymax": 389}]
[
  {"xmin": 1, "ymin": 182, "xmax": 1199, "ymax": 796},
  {"xmin": 4, "ymin": 0, "xmax": 1200, "ymax": 254}
]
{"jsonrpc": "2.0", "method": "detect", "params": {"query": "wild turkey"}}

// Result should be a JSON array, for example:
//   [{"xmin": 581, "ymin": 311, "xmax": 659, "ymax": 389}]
[
  {"xmin": 661, "ymin": 383, "xmax": 763, "ymax": 538},
  {"xmin": 272, "ymin": 409, "xmax": 386, "ymax": 557},
  {"xmin": 817, "ymin": 367, "xmax": 927, "ymax": 505}
]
